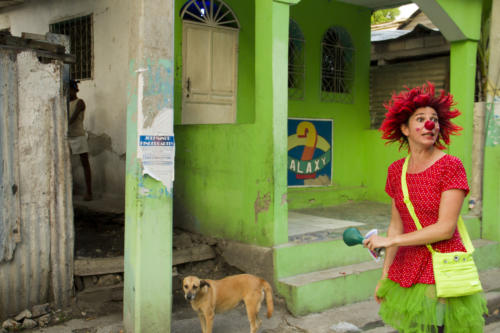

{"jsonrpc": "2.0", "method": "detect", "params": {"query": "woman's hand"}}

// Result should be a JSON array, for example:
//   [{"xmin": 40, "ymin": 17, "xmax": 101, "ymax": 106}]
[{"xmin": 363, "ymin": 234, "xmax": 393, "ymax": 252}]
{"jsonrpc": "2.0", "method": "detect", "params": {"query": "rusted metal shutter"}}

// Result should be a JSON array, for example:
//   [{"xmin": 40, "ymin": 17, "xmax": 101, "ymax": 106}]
[
  {"xmin": 370, "ymin": 56, "xmax": 450, "ymax": 129},
  {"xmin": 0, "ymin": 50, "xmax": 73, "ymax": 319}
]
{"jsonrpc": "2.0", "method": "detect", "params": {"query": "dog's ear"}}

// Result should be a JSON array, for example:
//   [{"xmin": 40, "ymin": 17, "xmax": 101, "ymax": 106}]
[{"xmin": 200, "ymin": 280, "xmax": 210, "ymax": 288}]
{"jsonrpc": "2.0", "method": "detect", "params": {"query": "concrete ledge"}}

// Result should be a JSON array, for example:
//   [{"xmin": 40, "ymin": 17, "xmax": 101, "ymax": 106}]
[
  {"xmin": 219, "ymin": 241, "xmax": 274, "ymax": 288},
  {"xmin": 474, "ymin": 240, "xmax": 500, "ymax": 271},
  {"xmin": 279, "ymin": 260, "xmax": 380, "ymax": 287}
]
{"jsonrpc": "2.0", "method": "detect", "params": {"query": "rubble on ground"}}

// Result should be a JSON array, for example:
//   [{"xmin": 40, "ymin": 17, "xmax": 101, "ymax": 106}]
[
  {"xmin": 173, "ymin": 228, "xmax": 242, "ymax": 280},
  {"xmin": 1, "ymin": 303, "xmax": 51, "ymax": 331},
  {"xmin": 13, "ymin": 309, "xmax": 31, "ymax": 322},
  {"xmin": 1, "ymin": 319, "xmax": 20, "ymax": 331},
  {"xmin": 21, "ymin": 319, "xmax": 37, "ymax": 329}
]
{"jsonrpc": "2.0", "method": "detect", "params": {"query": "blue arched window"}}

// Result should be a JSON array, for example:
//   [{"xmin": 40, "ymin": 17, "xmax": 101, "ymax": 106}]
[
  {"xmin": 180, "ymin": 0, "xmax": 240, "ymax": 29},
  {"xmin": 321, "ymin": 26, "xmax": 354, "ymax": 103},
  {"xmin": 288, "ymin": 19, "xmax": 305, "ymax": 100}
]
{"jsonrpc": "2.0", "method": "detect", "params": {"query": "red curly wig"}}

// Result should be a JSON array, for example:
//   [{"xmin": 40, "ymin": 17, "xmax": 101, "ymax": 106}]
[{"xmin": 379, "ymin": 82, "xmax": 462, "ymax": 150}]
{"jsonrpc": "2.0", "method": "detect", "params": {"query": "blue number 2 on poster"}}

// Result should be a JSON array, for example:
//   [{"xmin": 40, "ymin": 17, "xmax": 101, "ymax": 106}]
[{"xmin": 288, "ymin": 118, "xmax": 333, "ymax": 187}]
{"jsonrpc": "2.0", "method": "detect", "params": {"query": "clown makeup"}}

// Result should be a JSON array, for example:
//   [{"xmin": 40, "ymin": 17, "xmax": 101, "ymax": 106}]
[{"xmin": 401, "ymin": 107, "xmax": 440, "ymax": 148}]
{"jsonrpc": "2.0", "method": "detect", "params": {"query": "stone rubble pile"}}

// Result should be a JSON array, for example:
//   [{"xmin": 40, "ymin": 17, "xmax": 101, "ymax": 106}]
[{"xmin": 1, "ymin": 303, "xmax": 51, "ymax": 332}]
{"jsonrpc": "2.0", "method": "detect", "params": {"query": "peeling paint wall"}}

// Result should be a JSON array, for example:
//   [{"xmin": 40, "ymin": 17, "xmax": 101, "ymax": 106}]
[
  {"xmin": 0, "ymin": 0, "xmax": 130, "ymax": 199},
  {"xmin": 0, "ymin": 50, "xmax": 73, "ymax": 320}
]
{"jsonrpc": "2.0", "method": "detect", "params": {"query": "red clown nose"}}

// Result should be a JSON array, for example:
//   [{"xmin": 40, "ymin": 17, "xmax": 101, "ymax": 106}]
[{"xmin": 424, "ymin": 120, "xmax": 435, "ymax": 130}]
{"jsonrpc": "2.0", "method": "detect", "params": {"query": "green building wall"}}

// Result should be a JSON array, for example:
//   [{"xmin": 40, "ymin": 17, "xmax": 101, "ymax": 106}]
[
  {"xmin": 362, "ymin": 131, "xmax": 405, "ymax": 203},
  {"xmin": 287, "ymin": 2, "xmax": 373, "ymax": 209},
  {"xmin": 173, "ymin": 0, "xmax": 281, "ymax": 246},
  {"xmin": 172, "ymin": 0, "xmax": 377, "ymax": 246},
  {"xmin": 171, "ymin": 0, "xmax": 489, "ymax": 247}
]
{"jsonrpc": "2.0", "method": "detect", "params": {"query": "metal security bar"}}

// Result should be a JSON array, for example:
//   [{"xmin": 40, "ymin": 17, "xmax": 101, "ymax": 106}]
[
  {"xmin": 181, "ymin": 0, "xmax": 240, "ymax": 29},
  {"xmin": 50, "ymin": 15, "xmax": 93, "ymax": 80},
  {"xmin": 288, "ymin": 19, "xmax": 305, "ymax": 100},
  {"xmin": 321, "ymin": 27, "xmax": 354, "ymax": 104}
]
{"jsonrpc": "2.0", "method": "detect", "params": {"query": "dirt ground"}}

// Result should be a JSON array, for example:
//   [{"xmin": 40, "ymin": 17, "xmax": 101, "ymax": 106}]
[
  {"xmin": 73, "ymin": 207, "xmax": 245, "ymax": 322},
  {"xmin": 74, "ymin": 208, "xmax": 125, "ymax": 258},
  {"xmin": 9, "ymin": 205, "xmax": 500, "ymax": 332}
]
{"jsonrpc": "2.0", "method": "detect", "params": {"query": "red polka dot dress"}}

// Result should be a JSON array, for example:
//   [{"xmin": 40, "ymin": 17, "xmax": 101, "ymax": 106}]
[
  {"xmin": 384, "ymin": 154, "xmax": 469, "ymax": 287},
  {"xmin": 377, "ymin": 154, "xmax": 487, "ymax": 333}
]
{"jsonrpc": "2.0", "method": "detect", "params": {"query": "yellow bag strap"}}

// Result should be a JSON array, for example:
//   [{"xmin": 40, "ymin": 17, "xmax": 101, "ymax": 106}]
[{"xmin": 401, "ymin": 155, "xmax": 474, "ymax": 254}]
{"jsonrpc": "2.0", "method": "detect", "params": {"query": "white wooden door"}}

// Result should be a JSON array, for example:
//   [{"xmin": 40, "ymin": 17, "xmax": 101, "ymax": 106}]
[{"xmin": 182, "ymin": 21, "xmax": 238, "ymax": 124}]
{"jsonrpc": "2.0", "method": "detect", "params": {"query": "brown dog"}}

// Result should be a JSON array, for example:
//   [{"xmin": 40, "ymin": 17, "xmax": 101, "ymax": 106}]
[{"xmin": 182, "ymin": 274, "xmax": 273, "ymax": 333}]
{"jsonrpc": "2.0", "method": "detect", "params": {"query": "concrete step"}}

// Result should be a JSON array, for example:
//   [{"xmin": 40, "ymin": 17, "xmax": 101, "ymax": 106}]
[
  {"xmin": 274, "ymin": 237, "xmax": 380, "ymax": 279},
  {"xmin": 277, "ymin": 260, "xmax": 382, "ymax": 316},
  {"xmin": 472, "ymin": 239, "xmax": 500, "ymax": 271},
  {"xmin": 346, "ymin": 288, "xmax": 500, "ymax": 333},
  {"xmin": 283, "ymin": 269, "xmax": 500, "ymax": 332},
  {"xmin": 277, "ymin": 240, "xmax": 500, "ymax": 316}
]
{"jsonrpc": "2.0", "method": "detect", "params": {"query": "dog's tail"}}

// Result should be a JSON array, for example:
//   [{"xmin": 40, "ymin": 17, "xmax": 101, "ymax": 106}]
[{"xmin": 262, "ymin": 280, "xmax": 274, "ymax": 318}]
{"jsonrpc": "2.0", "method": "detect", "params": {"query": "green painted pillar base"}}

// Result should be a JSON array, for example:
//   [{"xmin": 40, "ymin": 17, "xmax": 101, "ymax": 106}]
[
  {"xmin": 482, "ymin": 0, "xmax": 500, "ymax": 242},
  {"xmin": 124, "ymin": 0, "xmax": 174, "ymax": 332},
  {"xmin": 483, "ymin": 116, "xmax": 500, "ymax": 241}
]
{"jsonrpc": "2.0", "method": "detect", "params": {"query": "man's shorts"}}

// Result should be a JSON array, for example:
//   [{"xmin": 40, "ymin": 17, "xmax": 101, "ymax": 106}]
[{"xmin": 68, "ymin": 135, "xmax": 89, "ymax": 155}]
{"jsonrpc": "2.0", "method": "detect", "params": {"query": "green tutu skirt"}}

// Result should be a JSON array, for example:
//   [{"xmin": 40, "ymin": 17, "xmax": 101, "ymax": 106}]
[{"xmin": 377, "ymin": 279, "xmax": 487, "ymax": 333}]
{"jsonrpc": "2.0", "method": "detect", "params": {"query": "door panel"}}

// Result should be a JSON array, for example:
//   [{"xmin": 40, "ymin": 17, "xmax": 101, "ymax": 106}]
[
  {"xmin": 184, "ymin": 24, "xmax": 211, "ymax": 102},
  {"xmin": 212, "ymin": 29, "xmax": 236, "ymax": 94},
  {"xmin": 182, "ymin": 21, "xmax": 238, "ymax": 124}
]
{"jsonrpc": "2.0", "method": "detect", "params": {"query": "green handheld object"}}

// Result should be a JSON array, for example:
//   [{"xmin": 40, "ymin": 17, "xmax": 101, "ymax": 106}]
[
  {"xmin": 343, "ymin": 227, "xmax": 365, "ymax": 246},
  {"xmin": 343, "ymin": 227, "xmax": 384, "ymax": 259}
]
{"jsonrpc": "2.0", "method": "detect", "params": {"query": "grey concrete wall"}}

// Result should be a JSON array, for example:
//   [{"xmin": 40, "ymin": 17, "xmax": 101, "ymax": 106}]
[{"xmin": 0, "ymin": 0, "xmax": 130, "ymax": 200}]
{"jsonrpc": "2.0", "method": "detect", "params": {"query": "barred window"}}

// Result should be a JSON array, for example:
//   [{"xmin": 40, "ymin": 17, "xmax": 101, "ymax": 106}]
[
  {"xmin": 50, "ymin": 15, "xmax": 93, "ymax": 80},
  {"xmin": 288, "ymin": 19, "xmax": 305, "ymax": 100},
  {"xmin": 321, "ymin": 27, "xmax": 354, "ymax": 103}
]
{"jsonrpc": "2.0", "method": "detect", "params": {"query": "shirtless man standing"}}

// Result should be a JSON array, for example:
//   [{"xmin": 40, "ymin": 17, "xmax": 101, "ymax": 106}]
[{"xmin": 68, "ymin": 80, "xmax": 92, "ymax": 201}]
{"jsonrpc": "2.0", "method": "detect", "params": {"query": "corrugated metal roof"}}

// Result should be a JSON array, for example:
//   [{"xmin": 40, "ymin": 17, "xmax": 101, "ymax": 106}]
[
  {"xmin": 371, "ymin": 24, "xmax": 440, "ymax": 42},
  {"xmin": 371, "ymin": 29, "xmax": 411, "ymax": 42}
]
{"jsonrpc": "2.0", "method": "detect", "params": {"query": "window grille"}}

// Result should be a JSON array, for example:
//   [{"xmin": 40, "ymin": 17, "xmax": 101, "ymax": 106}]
[
  {"xmin": 50, "ymin": 15, "xmax": 93, "ymax": 80},
  {"xmin": 288, "ymin": 19, "xmax": 305, "ymax": 100},
  {"xmin": 180, "ymin": 0, "xmax": 240, "ymax": 29},
  {"xmin": 321, "ymin": 27, "xmax": 354, "ymax": 103}
]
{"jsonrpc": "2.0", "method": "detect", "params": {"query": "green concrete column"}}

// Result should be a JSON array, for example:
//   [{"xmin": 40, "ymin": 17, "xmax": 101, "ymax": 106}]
[
  {"xmin": 255, "ymin": 0, "xmax": 299, "ymax": 245},
  {"xmin": 448, "ymin": 40, "xmax": 478, "ymax": 173},
  {"xmin": 124, "ymin": 0, "xmax": 174, "ymax": 332},
  {"xmin": 413, "ymin": 2, "xmax": 481, "ymax": 214},
  {"xmin": 482, "ymin": 0, "xmax": 500, "ymax": 242},
  {"xmin": 483, "ymin": 109, "xmax": 500, "ymax": 241}
]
